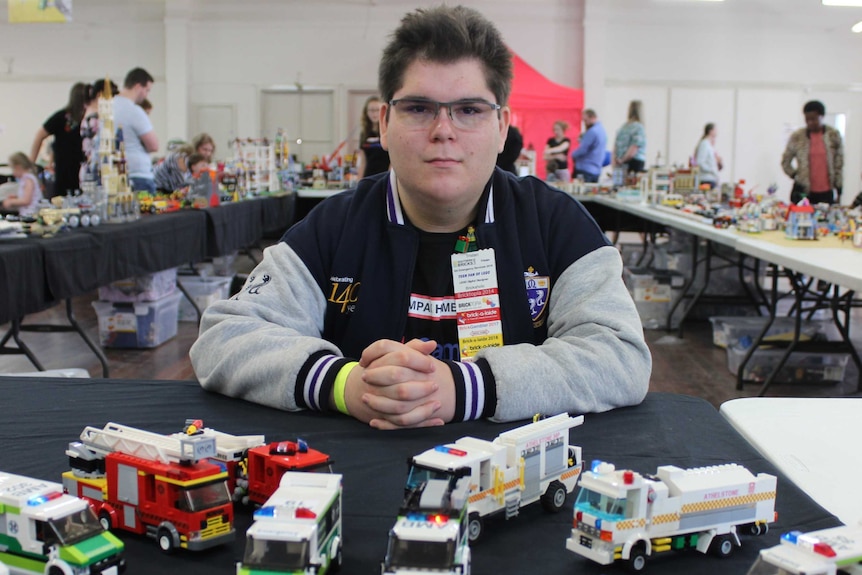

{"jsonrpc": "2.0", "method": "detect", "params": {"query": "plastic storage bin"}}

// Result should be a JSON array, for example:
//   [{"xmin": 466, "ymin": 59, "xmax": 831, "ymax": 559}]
[
  {"xmin": 624, "ymin": 267, "xmax": 684, "ymax": 329},
  {"xmin": 177, "ymin": 276, "xmax": 232, "ymax": 322},
  {"xmin": 726, "ymin": 344, "xmax": 849, "ymax": 384},
  {"xmin": 97, "ymin": 268, "xmax": 177, "ymax": 302},
  {"xmin": 709, "ymin": 316, "xmax": 830, "ymax": 349},
  {"xmin": 92, "ymin": 292, "xmax": 181, "ymax": 348}
]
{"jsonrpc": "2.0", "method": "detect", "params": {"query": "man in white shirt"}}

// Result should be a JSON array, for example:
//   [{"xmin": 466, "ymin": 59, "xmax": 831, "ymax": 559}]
[{"xmin": 113, "ymin": 67, "xmax": 158, "ymax": 194}]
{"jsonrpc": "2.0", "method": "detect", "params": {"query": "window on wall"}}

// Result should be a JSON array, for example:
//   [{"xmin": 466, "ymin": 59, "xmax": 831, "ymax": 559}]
[{"xmin": 260, "ymin": 88, "xmax": 334, "ymax": 165}]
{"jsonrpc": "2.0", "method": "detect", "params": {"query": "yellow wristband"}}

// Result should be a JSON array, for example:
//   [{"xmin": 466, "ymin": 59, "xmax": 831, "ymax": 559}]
[{"xmin": 333, "ymin": 361, "xmax": 358, "ymax": 415}]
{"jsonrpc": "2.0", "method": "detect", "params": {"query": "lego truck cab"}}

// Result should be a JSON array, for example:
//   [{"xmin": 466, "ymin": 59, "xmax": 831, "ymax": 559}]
[
  {"xmin": 567, "ymin": 461, "xmax": 776, "ymax": 571},
  {"xmin": 406, "ymin": 413, "xmax": 584, "ymax": 542},
  {"xmin": 747, "ymin": 526, "xmax": 862, "ymax": 575},
  {"xmin": 382, "ymin": 477, "xmax": 471, "ymax": 574},
  {"xmin": 0, "ymin": 471, "xmax": 126, "ymax": 575},
  {"xmin": 238, "ymin": 472, "xmax": 343, "ymax": 575}
]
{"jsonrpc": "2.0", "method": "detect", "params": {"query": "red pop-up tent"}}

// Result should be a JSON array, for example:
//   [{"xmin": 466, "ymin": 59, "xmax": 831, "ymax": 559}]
[{"xmin": 508, "ymin": 52, "xmax": 584, "ymax": 180}]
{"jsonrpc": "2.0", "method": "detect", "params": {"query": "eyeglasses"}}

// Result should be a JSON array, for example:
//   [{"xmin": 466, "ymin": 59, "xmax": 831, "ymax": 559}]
[{"xmin": 388, "ymin": 98, "xmax": 501, "ymax": 130}]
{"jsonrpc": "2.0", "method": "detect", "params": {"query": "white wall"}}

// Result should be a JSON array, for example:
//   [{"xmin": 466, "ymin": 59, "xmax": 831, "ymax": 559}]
[{"xmin": 593, "ymin": 0, "xmax": 862, "ymax": 203}]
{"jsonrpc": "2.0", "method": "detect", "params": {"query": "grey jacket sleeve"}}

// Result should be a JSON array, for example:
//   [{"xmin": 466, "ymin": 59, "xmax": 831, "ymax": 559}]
[
  {"xmin": 476, "ymin": 245, "xmax": 651, "ymax": 422},
  {"xmin": 190, "ymin": 242, "xmax": 339, "ymax": 410}
]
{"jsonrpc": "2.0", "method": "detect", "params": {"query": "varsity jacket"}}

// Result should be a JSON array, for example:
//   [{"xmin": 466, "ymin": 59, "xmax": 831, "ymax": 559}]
[
  {"xmin": 191, "ymin": 169, "xmax": 651, "ymax": 422},
  {"xmin": 781, "ymin": 125, "xmax": 844, "ymax": 193}
]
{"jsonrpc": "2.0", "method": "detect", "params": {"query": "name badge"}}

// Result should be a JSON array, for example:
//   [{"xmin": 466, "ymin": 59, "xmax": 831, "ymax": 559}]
[{"xmin": 451, "ymin": 248, "xmax": 504, "ymax": 362}]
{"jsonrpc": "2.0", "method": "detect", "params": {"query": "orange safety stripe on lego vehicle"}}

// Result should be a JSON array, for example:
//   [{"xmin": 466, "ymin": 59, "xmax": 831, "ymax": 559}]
[
  {"xmin": 468, "ymin": 478, "xmax": 522, "ymax": 504},
  {"xmin": 614, "ymin": 518, "xmax": 646, "ymax": 530},
  {"xmin": 154, "ymin": 471, "xmax": 229, "ymax": 487},
  {"xmin": 652, "ymin": 513, "xmax": 681, "ymax": 525},
  {"xmin": 561, "ymin": 468, "xmax": 582, "ymax": 481},
  {"xmin": 680, "ymin": 491, "xmax": 776, "ymax": 515}
]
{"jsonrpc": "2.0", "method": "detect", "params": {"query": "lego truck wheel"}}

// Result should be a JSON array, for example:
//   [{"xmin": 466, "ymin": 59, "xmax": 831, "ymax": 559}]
[
  {"xmin": 98, "ymin": 510, "xmax": 113, "ymax": 530},
  {"xmin": 467, "ymin": 512, "xmax": 484, "ymax": 543},
  {"xmin": 711, "ymin": 534, "xmax": 736, "ymax": 558},
  {"xmin": 158, "ymin": 525, "xmax": 179, "ymax": 553},
  {"xmin": 541, "ymin": 480, "xmax": 568, "ymax": 513},
  {"xmin": 742, "ymin": 522, "xmax": 769, "ymax": 537},
  {"xmin": 627, "ymin": 545, "xmax": 648, "ymax": 572}
]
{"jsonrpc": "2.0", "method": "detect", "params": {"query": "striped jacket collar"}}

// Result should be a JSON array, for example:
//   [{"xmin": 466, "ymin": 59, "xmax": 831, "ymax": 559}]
[{"xmin": 386, "ymin": 169, "xmax": 496, "ymax": 226}]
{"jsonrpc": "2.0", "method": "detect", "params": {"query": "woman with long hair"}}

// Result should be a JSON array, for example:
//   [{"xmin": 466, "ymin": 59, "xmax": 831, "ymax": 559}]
[
  {"xmin": 29, "ymin": 82, "xmax": 89, "ymax": 197},
  {"xmin": 694, "ymin": 123, "xmax": 722, "ymax": 189},
  {"xmin": 543, "ymin": 120, "xmax": 571, "ymax": 178},
  {"xmin": 357, "ymin": 95, "xmax": 389, "ymax": 178},
  {"xmin": 2, "ymin": 152, "xmax": 43, "ymax": 216},
  {"xmin": 613, "ymin": 100, "xmax": 647, "ymax": 174}
]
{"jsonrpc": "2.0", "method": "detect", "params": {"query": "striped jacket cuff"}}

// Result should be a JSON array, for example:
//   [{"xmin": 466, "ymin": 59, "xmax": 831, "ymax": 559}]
[
  {"xmin": 295, "ymin": 351, "xmax": 355, "ymax": 412},
  {"xmin": 445, "ymin": 359, "xmax": 497, "ymax": 421}
]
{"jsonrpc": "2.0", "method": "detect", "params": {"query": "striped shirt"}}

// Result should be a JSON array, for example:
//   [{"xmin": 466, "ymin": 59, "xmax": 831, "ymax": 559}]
[{"xmin": 153, "ymin": 152, "xmax": 191, "ymax": 192}]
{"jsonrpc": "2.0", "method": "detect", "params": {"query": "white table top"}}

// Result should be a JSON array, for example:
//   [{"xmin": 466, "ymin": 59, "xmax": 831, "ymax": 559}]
[
  {"xmin": 296, "ymin": 187, "xmax": 348, "ymax": 199},
  {"xmin": 720, "ymin": 397, "xmax": 862, "ymax": 525}
]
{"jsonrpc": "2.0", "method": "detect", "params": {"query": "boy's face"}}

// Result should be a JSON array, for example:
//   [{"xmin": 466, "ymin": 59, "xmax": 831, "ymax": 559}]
[{"xmin": 380, "ymin": 58, "xmax": 509, "ymax": 211}]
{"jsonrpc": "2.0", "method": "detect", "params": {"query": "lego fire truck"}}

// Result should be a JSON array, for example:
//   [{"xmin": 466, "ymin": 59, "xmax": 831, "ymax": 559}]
[
  {"xmin": 566, "ymin": 461, "xmax": 777, "ymax": 571},
  {"xmin": 244, "ymin": 439, "xmax": 333, "ymax": 505},
  {"xmin": 382, "ymin": 476, "xmax": 471, "ymax": 574},
  {"xmin": 237, "ymin": 472, "xmax": 343, "ymax": 575},
  {"xmin": 406, "ymin": 413, "xmax": 584, "ymax": 542},
  {"xmin": 747, "ymin": 525, "xmax": 862, "ymax": 575},
  {"xmin": 62, "ymin": 422, "xmax": 236, "ymax": 553},
  {"xmin": 0, "ymin": 471, "xmax": 126, "ymax": 575}
]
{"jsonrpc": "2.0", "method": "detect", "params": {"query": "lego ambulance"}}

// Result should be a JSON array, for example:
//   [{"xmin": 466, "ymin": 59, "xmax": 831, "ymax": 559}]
[
  {"xmin": 0, "ymin": 471, "xmax": 126, "ymax": 575},
  {"xmin": 747, "ymin": 525, "xmax": 862, "ymax": 575},
  {"xmin": 406, "ymin": 413, "xmax": 584, "ymax": 542},
  {"xmin": 382, "ymin": 477, "xmax": 471, "ymax": 574},
  {"xmin": 237, "ymin": 472, "xmax": 343, "ymax": 575},
  {"xmin": 567, "ymin": 461, "xmax": 776, "ymax": 571}
]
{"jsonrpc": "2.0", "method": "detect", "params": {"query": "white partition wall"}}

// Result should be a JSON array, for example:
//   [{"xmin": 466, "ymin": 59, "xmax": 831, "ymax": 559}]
[
  {"xmin": 668, "ymin": 88, "xmax": 735, "ymax": 180},
  {"xmin": 603, "ymin": 85, "xmax": 669, "ymax": 168}
]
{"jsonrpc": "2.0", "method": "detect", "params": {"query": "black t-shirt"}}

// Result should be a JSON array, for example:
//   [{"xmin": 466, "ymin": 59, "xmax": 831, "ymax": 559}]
[
  {"xmin": 546, "ymin": 136, "xmax": 571, "ymax": 171},
  {"xmin": 44, "ymin": 108, "xmax": 84, "ymax": 196},
  {"xmin": 360, "ymin": 132, "xmax": 390, "ymax": 177},
  {"xmin": 402, "ymin": 228, "xmax": 464, "ymax": 362}
]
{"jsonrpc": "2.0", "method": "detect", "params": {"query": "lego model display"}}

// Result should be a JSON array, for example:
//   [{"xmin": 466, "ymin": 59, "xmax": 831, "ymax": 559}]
[
  {"xmin": 237, "ymin": 472, "xmax": 343, "ymax": 575},
  {"xmin": 227, "ymin": 138, "xmax": 280, "ymax": 197},
  {"xmin": 0, "ymin": 471, "xmax": 126, "ymax": 574},
  {"xmin": 382, "ymin": 476, "xmax": 471, "ymax": 575},
  {"xmin": 62, "ymin": 422, "xmax": 236, "ymax": 553},
  {"xmin": 95, "ymin": 78, "xmax": 138, "ymax": 223},
  {"xmin": 785, "ymin": 199, "xmax": 817, "ymax": 240},
  {"xmin": 747, "ymin": 525, "xmax": 862, "ymax": 575},
  {"xmin": 566, "ymin": 461, "xmax": 776, "ymax": 571},
  {"xmin": 244, "ymin": 439, "xmax": 333, "ymax": 506},
  {"xmin": 405, "ymin": 413, "xmax": 584, "ymax": 542}
]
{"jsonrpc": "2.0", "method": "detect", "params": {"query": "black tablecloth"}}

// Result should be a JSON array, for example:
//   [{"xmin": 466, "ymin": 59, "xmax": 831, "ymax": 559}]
[
  {"xmin": 0, "ymin": 382, "xmax": 840, "ymax": 575},
  {"xmin": 260, "ymin": 193, "xmax": 296, "ymax": 237},
  {"xmin": 0, "ymin": 242, "xmax": 48, "ymax": 324},
  {"xmin": 204, "ymin": 200, "xmax": 263, "ymax": 257}
]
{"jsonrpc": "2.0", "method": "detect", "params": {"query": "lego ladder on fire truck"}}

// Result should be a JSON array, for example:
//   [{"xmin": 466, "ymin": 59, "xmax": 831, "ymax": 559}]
[{"xmin": 74, "ymin": 422, "xmax": 215, "ymax": 465}]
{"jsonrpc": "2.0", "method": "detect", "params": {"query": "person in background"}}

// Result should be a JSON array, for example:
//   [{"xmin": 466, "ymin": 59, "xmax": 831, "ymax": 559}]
[
  {"xmin": 153, "ymin": 146, "xmax": 206, "ymax": 193},
  {"xmin": 2, "ymin": 153, "xmax": 43, "ymax": 217},
  {"xmin": 613, "ymin": 100, "xmax": 647, "ymax": 174},
  {"xmin": 694, "ymin": 123, "xmax": 722, "ymax": 190},
  {"xmin": 191, "ymin": 133, "xmax": 216, "ymax": 164},
  {"xmin": 357, "ymin": 95, "xmax": 390, "ymax": 178},
  {"xmin": 29, "ymin": 82, "xmax": 88, "ymax": 198},
  {"xmin": 570, "ymin": 109, "xmax": 607, "ymax": 183},
  {"xmin": 113, "ymin": 67, "xmax": 158, "ymax": 194},
  {"xmin": 781, "ymin": 100, "xmax": 843, "ymax": 205},
  {"xmin": 190, "ymin": 5, "xmax": 650, "ymax": 429},
  {"xmin": 496, "ymin": 124, "xmax": 523, "ymax": 175},
  {"xmin": 141, "ymin": 99, "xmax": 152, "ymax": 115},
  {"xmin": 543, "ymin": 120, "xmax": 570, "ymax": 177},
  {"xmin": 80, "ymin": 78, "xmax": 119, "ymax": 187}
]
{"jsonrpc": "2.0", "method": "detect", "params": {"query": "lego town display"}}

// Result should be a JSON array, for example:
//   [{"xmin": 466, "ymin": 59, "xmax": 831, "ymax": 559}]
[
  {"xmin": 237, "ymin": 472, "xmax": 343, "ymax": 575},
  {"xmin": 382, "ymin": 475, "xmax": 471, "ymax": 574},
  {"xmin": 0, "ymin": 470, "xmax": 126, "ymax": 574},
  {"xmin": 785, "ymin": 199, "xmax": 817, "ymax": 240},
  {"xmin": 747, "ymin": 525, "xmax": 862, "ymax": 575},
  {"xmin": 405, "ymin": 413, "xmax": 584, "ymax": 543},
  {"xmin": 566, "ymin": 461, "xmax": 776, "ymax": 571},
  {"xmin": 227, "ymin": 138, "xmax": 280, "ymax": 197}
]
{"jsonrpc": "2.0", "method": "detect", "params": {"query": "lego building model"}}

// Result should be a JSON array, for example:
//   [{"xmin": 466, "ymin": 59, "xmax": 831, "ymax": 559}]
[
  {"xmin": 97, "ymin": 77, "xmax": 138, "ymax": 222},
  {"xmin": 566, "ymin": 461, "xmax": 776, "ymax": 571},
  {"xmin": 228, "ymin": 138, "xmax": 280, "ymax": 197},
  {"xmin": 785, "ymin": 199, "xmax": 817, "ymax": 240}
]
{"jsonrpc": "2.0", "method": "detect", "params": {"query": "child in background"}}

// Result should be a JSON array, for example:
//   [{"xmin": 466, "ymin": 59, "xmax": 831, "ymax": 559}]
[{"xmin": 2, "ymin": 152, "xmax": 43, "ymax": 217}]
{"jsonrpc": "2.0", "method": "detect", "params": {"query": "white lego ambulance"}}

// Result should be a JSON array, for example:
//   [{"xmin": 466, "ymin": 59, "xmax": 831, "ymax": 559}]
[{"xmin": 747, "ymin": 525, "xmax": 862, "ymax": 575}]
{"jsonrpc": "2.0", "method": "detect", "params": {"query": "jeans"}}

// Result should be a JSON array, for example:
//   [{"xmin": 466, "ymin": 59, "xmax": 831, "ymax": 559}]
[
  {"xmin": 574, "ymin": 170, "xmax": 599, "ymax": 183},
  {"xmin": 130, "ymin": 176, "xmax": 155, "ymax": 195}
]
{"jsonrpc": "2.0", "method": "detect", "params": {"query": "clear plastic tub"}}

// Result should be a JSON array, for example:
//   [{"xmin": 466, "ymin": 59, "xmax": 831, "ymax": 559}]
[
  {"xmin": 726, "ymin": 344, "xmax": 849, "ymax": 384},
  {"xmin": 177, "ymin": 276, "xmax": 232, "ymax": 322},
  {"xmin": 97, "ymin": 268, "xmax": 177, "ymax": 302},
  {"xmin": 709, "ymin": 316, "xmax": 830, "ymax": 349},
  {"xmin": 92, "ymin": 292, "xmax": 181, "ymax": 348}
]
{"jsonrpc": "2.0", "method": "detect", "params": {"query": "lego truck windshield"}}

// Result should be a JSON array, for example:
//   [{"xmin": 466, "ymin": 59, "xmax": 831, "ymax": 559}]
[
  {"xmin": 405, "ymin": 464, "xmax": 467, "ymax": 492},
  {"xmin": 179, "ymin": 480, "xmax": 231, "ymax": 512},
  {"xmin": 386, "ymin": 536, "xmax": 456, "ymax": 570},
  {"xmin": 575, "ymin": 487, "xmax": 626, "ymax": 520},
  {"xmin": 46, "ymin": 507, "xmax": 105, "ymax": 546},
  {"xmin": 242, "ymin": 536, "xmax": 309, "ymax": 571}
]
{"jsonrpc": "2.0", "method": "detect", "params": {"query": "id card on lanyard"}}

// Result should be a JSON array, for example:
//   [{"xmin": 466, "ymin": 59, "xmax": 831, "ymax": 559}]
[{"xmin": 451, "ymin": 247, "xmax": 504, "ymax": 362}]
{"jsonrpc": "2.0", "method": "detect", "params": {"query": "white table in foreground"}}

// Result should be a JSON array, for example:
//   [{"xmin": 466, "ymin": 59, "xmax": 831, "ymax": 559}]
[{"xmin": 720, "ymin": 397, "xmax": 862, "ymax": 525}]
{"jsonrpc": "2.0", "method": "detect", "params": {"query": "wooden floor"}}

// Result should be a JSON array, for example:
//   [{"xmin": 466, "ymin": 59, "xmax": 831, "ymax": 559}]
[{"xmin": 2, "ymin": 253, "xmax": 860, "ymax": 410}]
